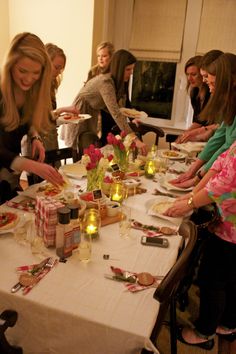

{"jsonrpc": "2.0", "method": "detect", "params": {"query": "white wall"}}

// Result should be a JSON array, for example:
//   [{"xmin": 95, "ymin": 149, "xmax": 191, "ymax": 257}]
[
  {"xmin": 0, "ymin": 0, "xmax": 10, "ymax": 65},
  {"xmin": 7, "ymin": 0, "xmax": 94, "ymax": 107}
]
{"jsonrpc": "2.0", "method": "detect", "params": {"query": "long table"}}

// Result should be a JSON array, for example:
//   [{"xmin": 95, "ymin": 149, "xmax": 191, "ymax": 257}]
[{"xmin": 0, "ymin": 176, "xmax": 183, "ymax": 354}]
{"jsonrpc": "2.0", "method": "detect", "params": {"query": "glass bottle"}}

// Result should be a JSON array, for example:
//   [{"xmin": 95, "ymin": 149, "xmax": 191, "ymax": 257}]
[
  {"xmin": 56, "ymin": 207, "xmax": 73, "ymax": 258},
  {"xmin": 67, "ymin": 204, "xmax": 81, "ymax": 250}
]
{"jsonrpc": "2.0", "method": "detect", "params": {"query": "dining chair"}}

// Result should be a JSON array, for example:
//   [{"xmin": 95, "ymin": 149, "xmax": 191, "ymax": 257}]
[
  {"xmin": 141, "ymin": 220, "xmax": 197, "ymax": 354},
  {"xmin": 27, "ymin": 147, "xmax": 74, "ymax": 185},
  {"xmin": 128, "ymin": 121, "xmax": 165, "ymax": 146},
  {"xmin": 0, "ymin": 309, "xmax": 23, "ymax": 354}
]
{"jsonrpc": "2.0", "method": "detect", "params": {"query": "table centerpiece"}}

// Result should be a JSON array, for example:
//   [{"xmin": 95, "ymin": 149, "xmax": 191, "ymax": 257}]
[
  {"xmin": 107, "ymin": 131, "xmax": 136, "ymax": 172},
  {"xmin": 81, "ymin": 144, "xmax": 113, "ymax": 191}
]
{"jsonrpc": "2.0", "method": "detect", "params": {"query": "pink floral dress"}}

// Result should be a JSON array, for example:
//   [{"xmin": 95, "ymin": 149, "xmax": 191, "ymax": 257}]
[{"xmin": 205, "ymin": 141, "xmax": 236, "ymax": 244}]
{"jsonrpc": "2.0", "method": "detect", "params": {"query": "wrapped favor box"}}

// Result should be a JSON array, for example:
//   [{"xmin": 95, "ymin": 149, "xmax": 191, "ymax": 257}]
[{"xmin": 35, "ymin": 196, "xmax": 64, "ymax": 247}]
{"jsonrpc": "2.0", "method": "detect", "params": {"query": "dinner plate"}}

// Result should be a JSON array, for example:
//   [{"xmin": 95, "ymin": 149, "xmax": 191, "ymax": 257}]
[
  {"xmin": 18, "ymin": 182, "xmax": 63, "ymax": 199},
  {"xmin": 146, "ymin": 197, "xmax": 183, "ymax": 226},
  {"xmin": 59, "ymin": 162, "xmax": 87, "ymax": 179},
  {"xmin": 0, "ymin": 208, "xmax": 28, "ymax": 234},
  {"xmin": 159, "ymin": 173, "xmax": 193, "ymax": 192},
  {"xmin": 120, "ymin": 108, "xmax": 148, "ymax": 120},
  {"xmin": 159, "ymin": 149, "xmax": 187, "ymax": 160},
  {"xmin": 57, "ymin": 114, "xmax": 91, "ymax": 125},
  {"xmin": 171, "ymin": 142, "xmax": 207, "ymax": 154}
]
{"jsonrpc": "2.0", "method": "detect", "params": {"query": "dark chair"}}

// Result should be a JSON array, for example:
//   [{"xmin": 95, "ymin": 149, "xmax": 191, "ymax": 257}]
[
  {"xmin": 166, "ymin": 134, "xmax": 178, "ymax": 149},
  {"xmin": 27, "ymin": 147, "xmax": 74, "ymax": 185},
  {"xmin": 0, "ymin": 310, "xmax": 23, "ymax": 354},
  {"xmin": 129, "ymin": 121, "xmax": 165, "ymax": 146},
  {"xmin": 142, "ymin": 220, "xmax": 197, "ymax": 354}
]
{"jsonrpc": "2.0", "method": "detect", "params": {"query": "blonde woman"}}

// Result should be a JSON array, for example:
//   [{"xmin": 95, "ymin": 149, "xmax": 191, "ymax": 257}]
[{"xmin": 0, "ymin": 32, "xmax": 63, "ymax": 202}]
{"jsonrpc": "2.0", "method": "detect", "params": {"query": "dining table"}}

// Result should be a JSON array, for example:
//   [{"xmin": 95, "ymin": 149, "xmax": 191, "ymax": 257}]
[{"xmin": 0, "ymin": 165, "xmax": 190, "ymax": 354}]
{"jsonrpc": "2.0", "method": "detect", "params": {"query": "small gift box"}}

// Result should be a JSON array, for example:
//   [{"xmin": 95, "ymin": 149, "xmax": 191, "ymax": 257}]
[{"xmin": 35, "ymin": 196, "xmax": 64, "ymax": 247}]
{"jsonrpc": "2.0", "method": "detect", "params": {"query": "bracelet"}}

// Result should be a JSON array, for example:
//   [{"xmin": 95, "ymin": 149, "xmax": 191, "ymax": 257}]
[
  {"xmin": 31, "ymin": 135, "xmax": 43, "ymax": 143},
  {"xmin": 187, "ymin": 196, "xmax": 196, "ymax": 209}
]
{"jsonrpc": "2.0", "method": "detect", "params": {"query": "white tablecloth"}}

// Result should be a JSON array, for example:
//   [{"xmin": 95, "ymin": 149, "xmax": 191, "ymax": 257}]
[{"xmin": 0, "ymin": 176, "xmax": 182, "ymax": 354}]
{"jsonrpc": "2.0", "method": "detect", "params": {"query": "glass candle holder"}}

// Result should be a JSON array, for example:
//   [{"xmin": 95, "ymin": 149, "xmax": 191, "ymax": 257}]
[
  {"xmin": 145, "ymin": 159, "xmax": 156, "ymax": 178},
  {"xmin": 81, "ymin": 208, "xmax": 101, "ymax": 240},
  {"xmin": 109, "ymin": 181, "xmax": 126, "ymax": 204}
]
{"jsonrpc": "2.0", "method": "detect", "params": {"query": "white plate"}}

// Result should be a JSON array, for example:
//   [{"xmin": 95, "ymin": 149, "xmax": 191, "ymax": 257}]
[
  {"xmin": 171, "ymin": 142, "xmax": 207, "ymax": 154},
  {"xmin": 60, "ymin": 162, "xmax": 87, "ymax": 179},
  {"xmin": 18, "ymin": 182, "xmax": 63, "ymax": 199},
  {"xmin": 159, "ymin": 173, "xmax": 193, "ymax": 192},
  {"xmin": 0, "ymin": 208, "xmax": 28, "ymax": 234},
  {"xmin": 123, "ymin": 179, "xmax": 140, "ymax": 189},
  {"xmin": 120, "ymin": 108, "xmax": 148, "ymax": 119},
  {"xmin": 57, "ymin": 114, "xmax": 91, "ymax": 125},
  {"xmin": 159, "ymin": 149, "xmax": 186, "ymax": 160},
  {"xmin": 146, "ymin": 197, "xmax": 183, "ymax": 226}
]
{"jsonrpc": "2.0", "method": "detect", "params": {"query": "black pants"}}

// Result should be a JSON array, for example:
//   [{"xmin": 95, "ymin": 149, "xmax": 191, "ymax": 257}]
[
  {"xmin": 100, "ymin": 110, "xmax": 118, "ymax": 146},
  {"xmin": 195, "ymin": 235, "xmax": 236, "ymax": 336}
]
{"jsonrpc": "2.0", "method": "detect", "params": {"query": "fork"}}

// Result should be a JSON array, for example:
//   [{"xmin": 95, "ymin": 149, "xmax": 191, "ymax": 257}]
[{"xmin": 22, "ymin": 257, "xmax": 57, "ymax": 295}]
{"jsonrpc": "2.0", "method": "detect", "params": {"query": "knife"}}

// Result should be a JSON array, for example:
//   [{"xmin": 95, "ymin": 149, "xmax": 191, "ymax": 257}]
[{"xmin": 11, "ymin": 257, "xmax": 50, "ymax": 293}]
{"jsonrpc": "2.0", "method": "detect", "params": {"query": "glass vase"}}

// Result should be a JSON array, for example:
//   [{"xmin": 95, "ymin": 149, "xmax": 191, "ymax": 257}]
[
  {"xmin": 86, "ymin": 169, "xmax": 104, "ymax": 192},
  {"xmin": 113, "ymin": 147, "xmax": 129, "ymax": 172}
]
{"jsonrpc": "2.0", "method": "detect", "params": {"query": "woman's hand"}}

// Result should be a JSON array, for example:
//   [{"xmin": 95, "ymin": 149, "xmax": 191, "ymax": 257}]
[
  {"xmin": 23, "ymin": 159, "xmax": 64, "ymax": 186},
  {"xmin": 170, "ymin": 176, "xmax": 197, "ymax": 189},
  {"xmin": 135, "ymin": 139, "xmax": 148, "ymax": 155},
  {"xmin": 164, "ymin": 199, "xmax": 192, "ymax": 217},
  {"xmin": 55, "ymin": 105, "xmax": 79, "ymax": 117},
  {"xmin": 170, "ymin": 169, "xmax": 195, "ymax": 184},
  {"xmin": 31, "ymin": 139, "xmax": 45, "ymax": 162}
]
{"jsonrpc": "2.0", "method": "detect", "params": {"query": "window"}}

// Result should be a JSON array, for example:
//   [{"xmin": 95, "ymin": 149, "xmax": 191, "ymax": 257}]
[{"xmin": 131, "ymin": 60, "xmax": 177, "ymax": 119}]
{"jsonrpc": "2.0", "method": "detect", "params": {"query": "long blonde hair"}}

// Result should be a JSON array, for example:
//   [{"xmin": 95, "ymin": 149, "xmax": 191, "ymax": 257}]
[
  {"xmin": 0, "ymin": 32, "xmax": 52, "ymax": 132},
  {"xmin": 45, "ymin": 43, "xmax": 66, "ymax": 107}
]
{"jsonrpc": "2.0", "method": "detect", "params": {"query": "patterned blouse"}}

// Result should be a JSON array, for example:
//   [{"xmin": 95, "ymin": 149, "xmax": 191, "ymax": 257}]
[{"xmin": 205, "ymin": 141, "xmax": 236, "ymax": 244}]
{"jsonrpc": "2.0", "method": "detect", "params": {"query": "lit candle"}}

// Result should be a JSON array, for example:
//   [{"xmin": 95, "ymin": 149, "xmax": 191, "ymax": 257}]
[
  {"xmin": 110, "ymin": 182, "xmax": 124, "ymax": 203},
  {"xmin": 145, "ymin": 160, "xmax": 156, "ymax": 178}
]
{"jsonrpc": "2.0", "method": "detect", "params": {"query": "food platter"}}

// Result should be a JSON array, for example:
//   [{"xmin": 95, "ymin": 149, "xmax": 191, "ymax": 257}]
[
  {"xmin": 18, "ymin": 182, "xmax": 63, "ymax": 199},
  {"xmin": 120, "ymin": 108, "xmax": 148, "ymax": 120},
  {"xmin": 159, "ymin": 149, "xmax": 186, "ymax": 160},
  {"xmin": 57, "ymin": 114, "xmax": 91, "ymax": 125}
]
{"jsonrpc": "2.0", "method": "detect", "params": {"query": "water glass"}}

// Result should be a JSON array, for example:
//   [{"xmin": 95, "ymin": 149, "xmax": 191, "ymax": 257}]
[{"xmin": 119, "ymin": 205, "xmax": 131, "ymax": 238}]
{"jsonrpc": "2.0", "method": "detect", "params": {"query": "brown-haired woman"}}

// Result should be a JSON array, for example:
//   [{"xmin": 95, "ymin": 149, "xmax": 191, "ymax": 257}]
[{"xmin": 63, "ymin": 49, "xmax": 147, "ymax": 157}]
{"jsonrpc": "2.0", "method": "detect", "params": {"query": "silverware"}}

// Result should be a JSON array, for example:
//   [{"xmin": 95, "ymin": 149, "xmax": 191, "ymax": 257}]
[{"xmin": 11, "ymin": 257, "xmax": 51, "ymax": 293}]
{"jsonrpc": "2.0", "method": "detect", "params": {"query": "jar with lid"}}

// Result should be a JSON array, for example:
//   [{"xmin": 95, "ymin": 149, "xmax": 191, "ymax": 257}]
[
  {"xmin": 67, "ymin": 204, "xmax": 81, "ymax": 249},
  {"xmin": 56, "ymin": 207, "xmax": 73, "ymax": 258}
]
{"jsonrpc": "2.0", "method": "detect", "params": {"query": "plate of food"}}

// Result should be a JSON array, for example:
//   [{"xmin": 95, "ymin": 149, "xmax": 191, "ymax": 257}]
[
  {"xmin": 159, "ymin": 149, "xmax": 186, "ymax": 160},
  {"xmin": 171, "ymin": 142, "xmax": 207, "ymax": 154},
  {"xmin": 0, "ymin": 208, "xmax": 27, "ymax": 234},
  {"xmin": 120, "ymin": 108, "xmax": 148, "ymax": 120},
  {"xmin": 57, "ymin": 113, "xmax": 91, "ymax": 125},
  {"xmin": 159, "ymin": 173, "xmax": 193, "ymax": 192},
  {"xmin": 59, "ymin": 162, "xmax": 87, "ymax": 179},
  {"xmin": 146, "ymin": 196, "xmax": 187, "ymax": 226},
  {"xmin": 18, "ymin": 182, "xmax": 63, "ymax": 199}
]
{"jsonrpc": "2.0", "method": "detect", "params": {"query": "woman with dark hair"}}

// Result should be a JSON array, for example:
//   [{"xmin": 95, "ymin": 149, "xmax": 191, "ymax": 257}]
[
  {"xmin": 176, "ymin": 54, "xmax": 221, "ymax": 143},
  {"xmin": 63, "ymin": 49, "xmax": 147, "ymax": 157},
  {"xmin": 171, "ymin": 52, "xmax": 236, "ymax": 189}
]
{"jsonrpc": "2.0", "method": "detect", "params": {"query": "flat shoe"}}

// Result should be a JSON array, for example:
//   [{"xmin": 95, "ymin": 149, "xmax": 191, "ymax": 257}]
[
  {"xmin": 177, "ymin": 326, "xmax": 214, "ymax": 350},
  {"xmin": 217, "ymin": 332, "xmax": 236, "ymax": 342}
]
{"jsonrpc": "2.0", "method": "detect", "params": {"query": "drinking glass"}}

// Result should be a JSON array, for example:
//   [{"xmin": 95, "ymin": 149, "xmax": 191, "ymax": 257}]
[{"xmin": 119, "ymin": 205, "xmax": 131, "ymax": 238}]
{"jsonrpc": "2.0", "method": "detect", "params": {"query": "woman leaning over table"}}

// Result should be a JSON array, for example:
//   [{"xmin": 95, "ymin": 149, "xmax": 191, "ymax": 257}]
[
  {"xmin": 0, "ymin": 32, "xmax": 64, "ymax": 203},
  {"xmin": 164, "ymin": 141, "xmax": 236, "ymax": 349},
  {"xmin": 171, "ymin": 53, "xmax": 236, "ymax": 189},
  {"xmin": 63, "ymin": 49, "xmax": 147, "ymax": 157}
]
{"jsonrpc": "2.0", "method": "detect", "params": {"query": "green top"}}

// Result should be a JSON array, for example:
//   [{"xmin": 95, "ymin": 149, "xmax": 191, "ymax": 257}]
[{"xmin": 199, "ymin": 118, "xmax": 236, "ymax": 172}]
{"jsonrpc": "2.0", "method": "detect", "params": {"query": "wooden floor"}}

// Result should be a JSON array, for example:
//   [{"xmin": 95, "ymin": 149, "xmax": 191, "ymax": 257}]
[{"xmin": 155, "ymin": 285, "xmax": 236, "ymax": 354}]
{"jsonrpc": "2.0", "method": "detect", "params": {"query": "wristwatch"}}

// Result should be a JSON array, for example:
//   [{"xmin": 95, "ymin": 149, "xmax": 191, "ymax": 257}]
[{"xmin": 197, "ymin": 170, "xmax": 203, "ymax": 180}]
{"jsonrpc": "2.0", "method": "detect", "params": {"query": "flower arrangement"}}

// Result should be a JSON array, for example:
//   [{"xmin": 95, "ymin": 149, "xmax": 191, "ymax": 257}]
[
  {"xmin": 81, "ymin": 145, "xmax": 113, "ymax": 191},
  {"xmin": 107, "ymin": 131, "xmax": 136, "ymax": 172}
]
